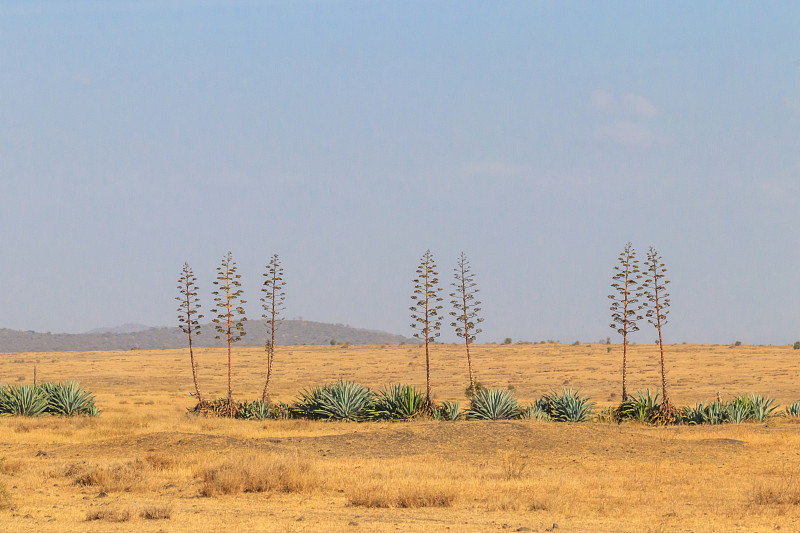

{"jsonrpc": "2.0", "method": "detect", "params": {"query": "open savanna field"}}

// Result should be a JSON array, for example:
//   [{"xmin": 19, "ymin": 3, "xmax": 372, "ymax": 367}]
[{"xmin": 1, "ymin": 342, "xmax": 800, "ymax": 532}]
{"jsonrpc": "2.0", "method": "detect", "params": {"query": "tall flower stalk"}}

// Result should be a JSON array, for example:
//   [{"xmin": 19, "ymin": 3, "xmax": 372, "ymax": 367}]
[
  {"xmin": 608, "ymin": 243, "xmax": 643, "ymax": 402},
  {"xmin": 410, "ymin": 250, "xmax": 443, "ymax": 409}
]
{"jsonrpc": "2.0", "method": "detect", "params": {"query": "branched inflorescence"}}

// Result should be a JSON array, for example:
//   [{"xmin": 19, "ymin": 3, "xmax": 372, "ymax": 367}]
[
  {"xmin": 177, "ymin": 263, "xmax": 205, "ymax": 403},
  {"xmin": 608, "ymin": 243, "xmax": 643, "ymax": 402},
  {"xmin": 642, "ymin": 246, "xmax": 673, "ymax": 422},
  {"xmin": 410, "ymin": 250, "xmax": 443, "ymax": 409},
  {"xmin": 450, "ymin": 252, "xmax": 483, "ymax": 397},
  {"xmin": 261, "ymin": 254, "xmax": 286, "ymax": 403},
  {"xmin": 211, "ymin": 252, "xmax": 247, "ymax": 413}
]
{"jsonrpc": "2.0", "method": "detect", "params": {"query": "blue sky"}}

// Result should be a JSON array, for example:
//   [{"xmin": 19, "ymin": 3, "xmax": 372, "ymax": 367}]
[{"xmin": 1, "ymin": 2, "xmax": 798, "ymax": 343}]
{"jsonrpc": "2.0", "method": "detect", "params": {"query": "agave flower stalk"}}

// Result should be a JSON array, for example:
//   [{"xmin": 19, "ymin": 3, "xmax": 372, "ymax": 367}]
[
  {"xmin": 211, "ymin": 252, "xmax": 247, "ymax": 414},
  {"xmin": 643, "ymin": 247, "xmax": 673, "ymax": 420},
  {"xmin": 177, "ymin": 262, "xmax": 204, "ymax": 403},
  {"xmin": 261, "ymin": 254, "xmax": 286, "ymax": 403},
  {"xmin": 608, "ymin": 243, "xmax": 643, "ymax": 402},
  {"xmin": 450, "ymin": 252, "xmax": 484, "ymax": 396},
  {"xmin": 410, "ymin": 250, "xmax": 443, "ymax": 409}
]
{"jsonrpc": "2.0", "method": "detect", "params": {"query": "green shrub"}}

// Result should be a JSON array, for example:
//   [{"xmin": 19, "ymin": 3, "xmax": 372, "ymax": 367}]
[
  {"xmin": 794, "ymin": 341, "xmax": 800, "ymax": 350},
  {"xmin": 536, "ymin": 387, "xmax": 594, "ymax": 422},
  {"xmin": 373, "ymin": 384, "xmax": 426, "ymax": 421},
  {"xmin": 466, "ymin": 388, "xmax": 520, "ymax": 420}
]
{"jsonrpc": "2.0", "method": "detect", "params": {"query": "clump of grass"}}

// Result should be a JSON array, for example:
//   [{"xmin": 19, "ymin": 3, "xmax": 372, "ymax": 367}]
[
  {"xmin": 144, "ymin": 453, "xmax": 178, "ymax": 471},
  {"xmin": 140, "ymin": 504, "xmax": 172, "ymax": 520},
  {"xmin": 198, "ymin": 453, "xmax": 317, "ymax": 497},
  {"xmin": 500, "ymin": 452, "xmax": 528, "ymax": 480},
  {"xmin": 346, "ymin": 481, "xmax": 455, "ymax": 508},
  {"xmin": 0, "ymin": 457, "xmax": 23, "ymax": 476},
  {"xmin": 69, "ymin": 459, "xmax": 151, "ymax": 492},
  {"xmin": 0, "ymin": 481, "xmax": 10, "ymax": 510},
  {"xmin": 750, "ymin": 470, "xmax": 800, "ymax": 506},
  {"xmin": 85, "ymin": 507, "xmax": 132, "ymax": 522}
]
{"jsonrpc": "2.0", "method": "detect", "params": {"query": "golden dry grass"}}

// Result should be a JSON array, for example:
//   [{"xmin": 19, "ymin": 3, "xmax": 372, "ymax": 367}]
[{"xmin": 0, "ymin": 343, "xmax": 799, "ymax": 532}]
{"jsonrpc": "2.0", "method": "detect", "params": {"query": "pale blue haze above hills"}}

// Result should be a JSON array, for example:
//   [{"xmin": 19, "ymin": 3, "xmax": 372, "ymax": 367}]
[{"xmin": 0, "ymin": 2, "xmax": 798, "ymax": 344}]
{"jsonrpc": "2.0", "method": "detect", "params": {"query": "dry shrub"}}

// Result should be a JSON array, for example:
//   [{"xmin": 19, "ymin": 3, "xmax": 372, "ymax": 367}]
[
  {"xmin": 198, "ymin": 452, "xmax": 317, "ymax": 497},
  {"xmin": 70, "ymin": 459, "xmax": 152, "ymax": 492},
  {"xmin": 140, "ymin": 504, "xmax": 172, "ymax": 520},
  {"xmin": 85, "ymin": 507, "xmax": 132, "ymax": 522},
  {"xmin": 346, "ymin": 481, "xmax": 455, "ymax": 509}
]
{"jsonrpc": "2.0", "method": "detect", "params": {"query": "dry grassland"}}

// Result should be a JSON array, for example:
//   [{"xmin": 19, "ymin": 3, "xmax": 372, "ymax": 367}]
[{"xmin": 1, "ymin": 342, "xmax": 800, "ymax": 532}]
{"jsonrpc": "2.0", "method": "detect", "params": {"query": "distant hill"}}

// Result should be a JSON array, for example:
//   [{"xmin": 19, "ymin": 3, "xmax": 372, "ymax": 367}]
[
  {"xmin": 0, "ymin": 320, "xmax": 415, "ymax": 353},
  {"xmin": 86, "ymin": 323, "xmax": 153, "ymax": 334}
]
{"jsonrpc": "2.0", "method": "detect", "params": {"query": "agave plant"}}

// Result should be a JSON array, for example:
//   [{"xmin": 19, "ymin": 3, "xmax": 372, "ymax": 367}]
[
  {"xmin": 678, "ymin": 401, "xmax": 727, "ymax": 425},
  {"xmin": 747, "ymin": 394, "xmax": 778, "ymax": 422},
  {"xmin": 292, "ymin": 385, "xmax": 329, "ymax": 419},
  {"xmin": 538, "ymin": 387, "xmax": 594, "ymax": 423},
  {"xmin": 268, "ymin": 401, "xmax": 292, "ymax": 420},
  {"xmin": 785, "ymin": 401, "xmax": 800, "ymax": 418},
  {"xmin": 313, "ymin": 380, "xmax": 375, "ymax": 422},
  {"xmin": 237, "ymin": 400, "xmax": 271, "ymax": 420},
  {"xmin": 519, "ymin": 404, "xmax": 551, "ymax": 421},
  {"xmin": 433, "ymin": 400, "xmax": 461, "ymax": 421},
  {"xmin": 0, "ymin": 385, "xmax": 48, "ymax": 417},
  {"xmin": 618, "ymin": 389, "xmax": 660, "ymax": 423},
  {"xmin": 725, "ymin": 401, "xmax": 749, "ymax": 424},
  {"xmin": 42, "ymin": 381, "xmax": 99, "ymax": 417},
  {"xmin": 373, "ymin": 384, "xmax": 426, "ymax": 421},
  {"xmin": 466, "ymin": 388, "xmax": 520, "ymax": 420}
]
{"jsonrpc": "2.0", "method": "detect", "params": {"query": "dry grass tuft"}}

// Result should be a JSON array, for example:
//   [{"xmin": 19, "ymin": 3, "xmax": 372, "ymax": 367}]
[
  {"xmin": 140, "ymin": 504, "xmax": 172, "ymax": 520},
  {"xmin": 144, "ymin": 452, "xmax": 177, "ymax": 471},
  {"xmin": 85, "ymin": 507, "xmax": 132, "ymax": 522},
  {"xmin": 0, "ymin": 458, "xmax": 23, "ymax": 476},
  {"xmin": 500, "ymin": 451, "xmax": 528, "ymax": 480},
  {"xmin": 0, "ymin": 481, "xmax": 10, "ymax": 510},
  {"xmin": 69, "ymin": 459, "xmax": 152, "ymax": 492},
  {"xmin": 346, "ymin": 481, "xmax": 456, "ymax": 508},
  {"xmin": 750, "ymin": 472, "xmax": 800, "ymax": 506},
  {"xmin": 198, "ymin": 452, "xmax": 318, "ymax": 497}
]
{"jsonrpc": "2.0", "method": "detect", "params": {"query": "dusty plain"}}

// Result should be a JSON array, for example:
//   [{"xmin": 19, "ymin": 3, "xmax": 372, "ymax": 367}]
[{"xmin": 1, "ymin": 342, "xmax": 800, "ymax": 532}]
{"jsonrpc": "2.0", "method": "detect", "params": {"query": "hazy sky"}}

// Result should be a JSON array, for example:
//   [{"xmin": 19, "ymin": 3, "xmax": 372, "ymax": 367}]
[{"xmin": 1, "ymin": 2, "xmax": 798, "ymax": 344}]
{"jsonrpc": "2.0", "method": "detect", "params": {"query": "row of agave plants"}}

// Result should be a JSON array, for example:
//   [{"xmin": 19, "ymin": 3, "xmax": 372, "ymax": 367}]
[
  {"xmin": 611, "ymin": 389, "xmax": 797, "ymax": 425},
  {"xmin": 199, "ymin": 381, "xmax": 800, "ymax": 426},
  {"xmin": 199, "ymin": 382, "xmax": 596, "ymax": 422},
  {"xmin": 0, "ymin": 382, "xmax": 99, "ymax": 417}
]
